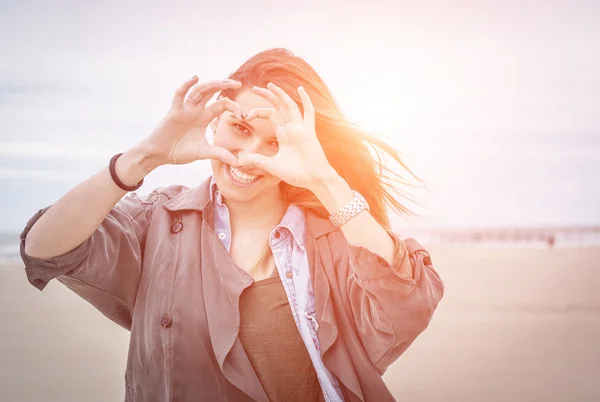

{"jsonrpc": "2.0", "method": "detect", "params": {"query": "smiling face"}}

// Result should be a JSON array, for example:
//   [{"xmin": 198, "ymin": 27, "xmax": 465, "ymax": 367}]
[{"xmin": 210, "ymin": 89, "xmax": 283, "ymax": 205}]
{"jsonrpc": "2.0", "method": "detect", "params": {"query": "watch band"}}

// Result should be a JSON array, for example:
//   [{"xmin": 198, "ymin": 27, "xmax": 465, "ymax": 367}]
[{"xmin": 329, "ymin": 190, "xmax": 370, "ymax": 227}]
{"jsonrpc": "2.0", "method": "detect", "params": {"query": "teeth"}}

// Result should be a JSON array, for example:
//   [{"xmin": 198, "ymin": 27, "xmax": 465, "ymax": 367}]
[{"xmin": 229, "ymin": 165, "xmax": 258, "ymax": 183}]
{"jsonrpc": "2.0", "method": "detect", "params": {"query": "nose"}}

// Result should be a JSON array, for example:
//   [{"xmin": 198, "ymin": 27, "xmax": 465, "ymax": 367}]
[{"xmin": 235, "ymin": 140, "xmax": 267, "ymax": 176}]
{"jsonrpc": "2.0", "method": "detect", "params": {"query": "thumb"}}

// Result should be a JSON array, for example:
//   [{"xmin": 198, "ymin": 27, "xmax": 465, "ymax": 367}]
[{"xmin": 236, "ymin": 153, "xmax": 276, "ymax": 175}]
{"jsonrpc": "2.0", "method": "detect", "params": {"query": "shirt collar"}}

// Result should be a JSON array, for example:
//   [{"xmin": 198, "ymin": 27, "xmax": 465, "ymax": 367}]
[
  {"xmin": 276, "ymin": 203, "xmax": 306, "ymax": 251},
  {"xmin": 162, "ymin": 175, "xmax": 336, "ymax": 243},
  {"xmin": 209, "ymin": 175, "xmax": 224, "ymax": 206},
  {"xmin": 211, "ymin": 176, "xmax": 306, "ymax": 251}
]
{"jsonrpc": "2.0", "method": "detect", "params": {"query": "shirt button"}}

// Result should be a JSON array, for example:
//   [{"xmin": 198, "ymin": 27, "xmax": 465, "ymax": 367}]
[
  {"xmin": 274, "ymin": 231, "xmax": 281, "ymax": 239},
  {"xmin": 218, "ymin": 232, "xmax": 226, "ymax": 240},
  {"xmin": 160, "ymin": 314, "xmax": 172, "ymax": 328},
  {"xmin": 170, "ymin": 222, "xmax": 183, "ymax": 234},
  {"xmin": 286, "ymin": 270, "xmax": 293, "ymax": 279}
]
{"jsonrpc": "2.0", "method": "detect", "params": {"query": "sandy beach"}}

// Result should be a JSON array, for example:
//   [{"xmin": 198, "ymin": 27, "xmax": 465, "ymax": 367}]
[{"xmin": 1, "ymin": 246, "xmax": 599, "ymax": 402}]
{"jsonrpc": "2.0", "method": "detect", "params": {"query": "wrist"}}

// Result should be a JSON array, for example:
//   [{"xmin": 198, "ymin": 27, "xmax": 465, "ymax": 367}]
[
  {"xmin": 115, "ymin": 145, "xmax": 158, "ymax": 187},
  {"xmin": 309, "ymin": 168, "xmax": 355, "ymax": 215}
]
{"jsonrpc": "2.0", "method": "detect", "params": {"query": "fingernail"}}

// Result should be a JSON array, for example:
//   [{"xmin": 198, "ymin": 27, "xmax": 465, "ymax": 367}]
[
  {"xmin": 241, "ymin": 113, "xmax": 247, "ymax": 119},
  {"xmin": 191, "ymin": 75, "xmax": 198, "ymax": 80}
]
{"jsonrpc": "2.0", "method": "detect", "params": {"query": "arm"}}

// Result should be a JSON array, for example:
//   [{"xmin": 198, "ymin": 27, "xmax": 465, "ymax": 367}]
[
  {"xmin": 323, "ymin": 227, "xmax": 444, "ymax": 374},
  {"xmin": 24, "ymin": 74, "xmax": 243, "ymax": 259},
  {"xmin": 311, "ymin": 170, "xmax": 444, "ymax": 373},
  {"xmin": 20, "ymin": 76, "xmax": 243, "ymax": 330},
  {"xmin": 309, "ymin": 168, "xmax": 410, "ymax": 278},
  {"xmin": 20, "ymin": 188, "xmax": 160, "ymax": 330},
  {"xmin": 24, "ymin": 145, "xmax": 158, "ymax": 259},
  {"xmin": 20, "ymin": 146, "xmax": 161, "ymax": 330}
]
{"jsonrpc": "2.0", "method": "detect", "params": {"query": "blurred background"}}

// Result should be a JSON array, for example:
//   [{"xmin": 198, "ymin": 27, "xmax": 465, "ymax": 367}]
[{"xmin": 0, "ymin": 0, "xmax": 598, "ymax": 401}]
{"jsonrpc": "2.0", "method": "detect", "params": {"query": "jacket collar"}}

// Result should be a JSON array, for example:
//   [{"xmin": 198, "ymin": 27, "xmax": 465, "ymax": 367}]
[
  {"xmin": 162, "ymin": 176, "xmax": 213, "ymax": 213},
  {"xmin": 162, "ymin": 175, "xmax": 339, "ymax": 240}
]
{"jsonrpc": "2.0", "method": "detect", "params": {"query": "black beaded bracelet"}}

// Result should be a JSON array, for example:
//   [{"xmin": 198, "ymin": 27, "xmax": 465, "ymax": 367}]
[{"xmin": 109, "ymin": 153, "xmax": 144, "ymax": 192}]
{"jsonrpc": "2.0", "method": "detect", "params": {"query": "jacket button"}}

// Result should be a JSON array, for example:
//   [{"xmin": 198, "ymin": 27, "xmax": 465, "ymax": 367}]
[
  {"xmin": 160, "ymin": 314, "xmax": 172, "ymax": 328},
  {"xmin": 286, "ymin": 270, "xmax": 293, "ymax": 279},
  {"xmin": 274, "ymin": 231, "xmax": 281, "ymax": 239},
  {"xmin": 170, "ymin": 222, "xmax": 183, "ymax": 234}
]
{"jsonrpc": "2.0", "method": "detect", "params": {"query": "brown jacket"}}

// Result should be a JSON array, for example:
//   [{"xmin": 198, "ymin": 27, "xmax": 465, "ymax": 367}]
[{"xmin": 20, "ymin": 177, "xmax": 444, "ymax": 402}]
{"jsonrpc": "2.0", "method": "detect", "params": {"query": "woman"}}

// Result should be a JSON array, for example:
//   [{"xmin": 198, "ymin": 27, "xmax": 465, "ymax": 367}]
[{"xmin": 20, "ymin": 48, "xmax": 444, "ymax": 402}]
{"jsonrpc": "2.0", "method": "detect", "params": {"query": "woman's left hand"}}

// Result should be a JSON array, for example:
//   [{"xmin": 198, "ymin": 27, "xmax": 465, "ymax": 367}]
[{"xmin": 236, "ymin": 83, "xmax": 335, "ymax": 190}]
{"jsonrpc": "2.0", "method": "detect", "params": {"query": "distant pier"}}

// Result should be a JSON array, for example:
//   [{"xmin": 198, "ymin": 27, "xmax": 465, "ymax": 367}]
[{"xmin": 401, "ymin": 226, "xmax": 600, "ymax": 248}]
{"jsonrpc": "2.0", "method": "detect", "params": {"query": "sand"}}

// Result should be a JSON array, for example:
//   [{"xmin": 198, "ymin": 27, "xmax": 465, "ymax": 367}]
[{"xmin": 1, "ymin": 247, "xmax": 599, "ymax": 402}]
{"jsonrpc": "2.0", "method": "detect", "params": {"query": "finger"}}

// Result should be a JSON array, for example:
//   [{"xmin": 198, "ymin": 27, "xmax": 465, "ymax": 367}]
[
  {"xmin": 236, "ymin": 153, "xmax": 276, "ymax": 175},
  {"xmin": 188, "ymin": 79, "xmax": 241, "ymax": 107},
  {"xmin": 251, "ymin": 86, "xmax": 285, "ymax": 111},
  {"xmin": 267, "ymin": 82, "xmax": 302, "ymax": 119},
  {"xmin": 197, "ymin": 145, "xmax": 238, "ymax": 166},
  {"xmin": 185, "ymin": 79, "xmax": 242, "ymax": 107},
  {"xmin": 245, "ymin": 107, "xmax": 285, "ymax": 131},
  {"xmin": 172, "ymin": 75, "xmax": 199, "ymax": 108},
  {"xmin": 205, "ymin": 97, "xmax": 243, "ymax": 121},
  {"xmin": 297, "ymin": 86, "xmax": 315, "ymax": 128}
]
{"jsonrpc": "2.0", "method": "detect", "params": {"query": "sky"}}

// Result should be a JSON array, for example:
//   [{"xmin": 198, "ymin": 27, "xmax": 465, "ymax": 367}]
[{"xmin": 1, "ymin": 0, "xmax": 599, "ymax": 232}]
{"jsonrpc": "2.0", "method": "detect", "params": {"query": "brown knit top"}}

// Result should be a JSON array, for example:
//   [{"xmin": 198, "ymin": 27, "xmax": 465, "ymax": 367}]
[{"xmin": 238, "ymin": 272, "xmax": 325, "ymax": 402}]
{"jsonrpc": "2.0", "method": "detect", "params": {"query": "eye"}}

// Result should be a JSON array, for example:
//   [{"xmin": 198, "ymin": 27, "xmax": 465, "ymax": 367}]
[{"xmin": 232, "ymin": 123, "xmax": 250, "ymax": 135}]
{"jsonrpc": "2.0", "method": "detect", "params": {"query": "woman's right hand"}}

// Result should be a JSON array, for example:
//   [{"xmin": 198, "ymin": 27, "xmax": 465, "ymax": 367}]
[{"xmin": 140, "ymin": 75, "xmax": 243, "ymax": 168}]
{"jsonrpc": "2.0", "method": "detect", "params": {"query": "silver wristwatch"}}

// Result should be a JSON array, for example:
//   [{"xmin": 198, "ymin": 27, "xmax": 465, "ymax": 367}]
[{"xmin": 328, "ymin": 190, "xmax": 370, "ymax": 227}]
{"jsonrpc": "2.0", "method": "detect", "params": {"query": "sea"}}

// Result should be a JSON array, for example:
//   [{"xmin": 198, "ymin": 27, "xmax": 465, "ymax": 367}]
[
  {"xmin": 0, "ymin": 233, "xmax": 20, "ymax": 264},
  {"xmin": 3, "ymin": 227, "xmax": 600, "ymax": 264}
]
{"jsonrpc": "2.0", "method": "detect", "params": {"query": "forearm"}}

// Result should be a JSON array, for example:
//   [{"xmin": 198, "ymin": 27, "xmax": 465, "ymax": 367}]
[
  {"xmin": 309, "ymin": 169, "xmax": 395, "ymax": 266},
  {"xmin": 24, "ymin": 144, "xmax": 158, "ymax": 259}
]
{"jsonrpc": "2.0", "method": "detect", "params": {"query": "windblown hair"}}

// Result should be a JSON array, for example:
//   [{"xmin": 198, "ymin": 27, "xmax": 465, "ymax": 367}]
[{"xmin": 219, "ymin": 48, "xmax": 422, "ymax": 271}]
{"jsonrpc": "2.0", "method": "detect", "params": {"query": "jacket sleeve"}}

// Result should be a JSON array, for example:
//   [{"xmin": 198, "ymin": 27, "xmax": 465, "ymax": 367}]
[
  {"xmin": 19, "ymin": 190, "xmax": 160, "ymax": 331},
  {"xmin": 341, "ymin": 231, "xmax": 444, "ymax": 374}
]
